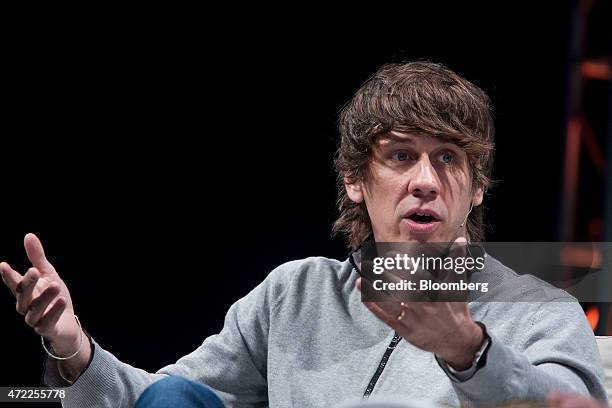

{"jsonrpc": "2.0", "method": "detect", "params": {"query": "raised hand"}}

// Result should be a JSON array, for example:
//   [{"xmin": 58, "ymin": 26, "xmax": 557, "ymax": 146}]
[{"xmin": 1, "ymin": 233, "xmax": 91, "ymax": 381}]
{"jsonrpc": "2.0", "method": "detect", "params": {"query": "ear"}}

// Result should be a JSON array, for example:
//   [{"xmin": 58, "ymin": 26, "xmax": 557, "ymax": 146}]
[
  {"xmin": 472, "ymin": 186, "xmax": 484, "ymax": 207},
  {"xmin": 344, "ymin": 178, "xmax": 364, "ymax": 204}
]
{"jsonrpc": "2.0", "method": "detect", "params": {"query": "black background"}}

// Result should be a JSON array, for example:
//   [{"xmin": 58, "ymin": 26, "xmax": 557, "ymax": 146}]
[{"xmin": 1, "ymin": 2, "xmax": 610, "ymax": 406}]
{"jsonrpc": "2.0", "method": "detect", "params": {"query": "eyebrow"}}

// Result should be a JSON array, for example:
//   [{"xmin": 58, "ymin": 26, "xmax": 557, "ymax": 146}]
[
  {"xmin": 378, "ymin": 132, "xmax": 463, "ymax": 151},
  {"xmin": 378, "ymin": 133, "xmax": 417, "ymax": 145}
]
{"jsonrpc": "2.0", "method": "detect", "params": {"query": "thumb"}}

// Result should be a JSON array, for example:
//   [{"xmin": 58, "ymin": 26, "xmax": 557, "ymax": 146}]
[{"xmin": 24, "ymin": 233, "xmax": 54, "ymax": 273}]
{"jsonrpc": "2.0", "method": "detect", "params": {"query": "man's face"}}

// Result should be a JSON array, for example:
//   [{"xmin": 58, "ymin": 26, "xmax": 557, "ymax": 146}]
[{"xmin": 345, "ymin": 131, "xmax": 483, "ymax": 243}]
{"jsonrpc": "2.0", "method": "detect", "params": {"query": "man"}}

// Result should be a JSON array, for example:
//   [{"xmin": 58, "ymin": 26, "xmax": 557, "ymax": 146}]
[{"xmin": 1, "ymin": 62, "xmax": 607, "ymax": 407}]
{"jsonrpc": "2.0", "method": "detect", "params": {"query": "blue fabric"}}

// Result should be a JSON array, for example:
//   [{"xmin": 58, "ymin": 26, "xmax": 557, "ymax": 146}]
[{"xmin": 135, "ymin": 376, "xmax": 225, "ymax": 408}]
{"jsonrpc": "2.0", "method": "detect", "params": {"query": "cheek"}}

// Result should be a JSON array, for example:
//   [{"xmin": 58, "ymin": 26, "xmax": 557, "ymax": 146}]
[
  {"xmin": 364, "ymin": 175, "xmax": 405, "ymax": 204},
  {"xmin": 364, "ymin": 180, "xmax": 405, "ymax": 226},
  {"xmin": 443, "ymin": 186, "xmax": 473, "ymax": 221},
  {"xmin": 443, "ymin": 172, "xmax": 472, "ymax": 200}
]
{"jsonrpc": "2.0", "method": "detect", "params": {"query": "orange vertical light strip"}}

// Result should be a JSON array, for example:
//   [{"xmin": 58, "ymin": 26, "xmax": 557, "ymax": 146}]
[
  {"xmin": 560, "ymin": 116, "xmax": 582, "ymax": 240},
  {"xmin": 582, "ymin": 118, "xmax": 606, "ymax": 175}
]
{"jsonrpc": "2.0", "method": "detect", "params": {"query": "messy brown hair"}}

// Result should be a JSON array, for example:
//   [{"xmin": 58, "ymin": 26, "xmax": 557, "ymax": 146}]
[{"xmin": 333, "ymin": 61, "xmax": 495, "ymax": 249}]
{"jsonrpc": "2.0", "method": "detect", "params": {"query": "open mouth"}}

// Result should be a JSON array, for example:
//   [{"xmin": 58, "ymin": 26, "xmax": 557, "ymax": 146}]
[
  {"xmin": 406, "ymin": 213, "xmax": 439, "ymax": 224},
  {"xmin": 402, "ymin": 210, "xmax": 442, "ymax": 234}
]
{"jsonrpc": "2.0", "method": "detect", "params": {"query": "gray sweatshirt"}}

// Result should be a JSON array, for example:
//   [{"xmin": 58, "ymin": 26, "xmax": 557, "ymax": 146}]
[{"xmin": 44, "ymin": 255, "xmax": 607, "ymax": 407}]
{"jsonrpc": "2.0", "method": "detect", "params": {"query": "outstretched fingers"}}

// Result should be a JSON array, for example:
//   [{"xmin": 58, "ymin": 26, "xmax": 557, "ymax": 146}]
[
  {"xmin": 25, "ymin": 283, "xmax": 61, "ymax": 328},
  {"xmin": 0, "ymin": 262, "xmax": 23, "ymax": 296},
  {"xmin": 15, "ymin": 268, "xmax": 40, "ymax": 315}
]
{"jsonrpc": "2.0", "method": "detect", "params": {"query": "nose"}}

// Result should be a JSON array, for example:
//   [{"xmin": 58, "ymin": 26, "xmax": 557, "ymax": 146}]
[{"xmin": 409, "ymin": 156, "xmax": 440, "ymax": 199}]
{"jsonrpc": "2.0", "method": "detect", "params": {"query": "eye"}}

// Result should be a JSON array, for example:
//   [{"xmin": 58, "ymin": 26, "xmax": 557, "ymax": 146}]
[
  {"xmin": 438, "ymin": 151, "xmax": 455, "ymax": 165},
  {"xmin": 391, "ymin": 151, "xmax": 410, "ymax": 161}
]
